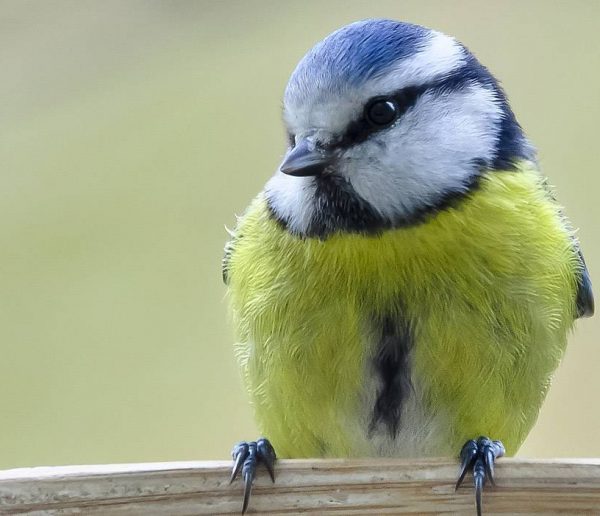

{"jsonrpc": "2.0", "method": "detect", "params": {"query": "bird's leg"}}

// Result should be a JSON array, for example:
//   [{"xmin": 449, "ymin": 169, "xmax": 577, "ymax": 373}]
[
  {"xmin": 229, "ymin": 437, "xmax": 276, "ymax": 514},
  {"xmin": 455, "ymin": 436, "xmax": 505, "ymax": 516}
]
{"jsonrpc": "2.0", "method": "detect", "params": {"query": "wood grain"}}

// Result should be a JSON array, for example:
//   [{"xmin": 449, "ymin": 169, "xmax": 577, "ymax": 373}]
[{"xmin": 1, "ymin": 458, "xmax": 600, "ymax": 514}]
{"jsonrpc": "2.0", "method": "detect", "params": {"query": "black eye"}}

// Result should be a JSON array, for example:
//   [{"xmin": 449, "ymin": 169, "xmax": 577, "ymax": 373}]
[{"xmin": 365, "ymin": 99, "xmax": 398, "ymax": 127}]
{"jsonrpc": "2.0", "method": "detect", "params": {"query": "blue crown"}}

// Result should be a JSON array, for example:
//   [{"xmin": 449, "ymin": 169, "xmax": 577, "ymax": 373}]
[{"xmin": 286, "ymin": 19, "xmax": 429, "ymax": 100}]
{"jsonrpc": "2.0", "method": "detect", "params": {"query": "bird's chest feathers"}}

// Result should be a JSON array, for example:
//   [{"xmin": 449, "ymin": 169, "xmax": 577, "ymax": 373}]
[
  {"xmin": 234, "ymin": 186, "xmax": 536, "ymax": 336},
  {"xmin": 232, "ymin": 170, "xmax": 575, "ymax": 328},
  {"xmin": 229, "ymin": 170, "xmax": 577, "ymax": 455}
]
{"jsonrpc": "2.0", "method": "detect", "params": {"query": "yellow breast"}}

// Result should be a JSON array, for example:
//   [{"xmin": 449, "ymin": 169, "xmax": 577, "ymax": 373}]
[{"xmin": 227, "ymin": 165, "xmax": 579, "ymax": 458}]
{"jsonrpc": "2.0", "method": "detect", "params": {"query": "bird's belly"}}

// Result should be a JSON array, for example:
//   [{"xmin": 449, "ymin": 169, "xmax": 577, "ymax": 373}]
[
  {"xmin": 238, "ymin": 285, "xmax": 565, "ymax": 460},
  {"xmin": 229, "ymin": 172, "xmax": 577, "ymax": 458},
  {"xmin": 359, "ymin": 370, "xmax": 455, "ymax": 458}
]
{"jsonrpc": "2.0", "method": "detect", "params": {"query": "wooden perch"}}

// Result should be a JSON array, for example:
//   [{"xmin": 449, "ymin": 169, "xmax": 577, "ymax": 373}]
[{"xmin": 1, "ymin": 458, "xmax": 600, "ymax": 514}]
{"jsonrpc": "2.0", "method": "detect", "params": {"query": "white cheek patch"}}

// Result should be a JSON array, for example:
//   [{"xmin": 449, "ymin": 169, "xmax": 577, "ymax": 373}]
[
  {"xmin": 267, "ymin": 85, "xmax": 502, "ymax": 235},
  {"xmin": 345, "ymin": 84, "xmax": 502, "ymax": 221},
  {"xmin": 265, "ymin": 172, "xmax": 316, "ymax": 234},
  {"xmin": 273, "ymin": 29, "xmax": 502, "ymax": 236}
]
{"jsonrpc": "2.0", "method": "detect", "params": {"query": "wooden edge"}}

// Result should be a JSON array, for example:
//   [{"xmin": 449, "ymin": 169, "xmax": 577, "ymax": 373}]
[{"xmin": 1, "ymin": 458, "xmax": 600, "ymax": 514}]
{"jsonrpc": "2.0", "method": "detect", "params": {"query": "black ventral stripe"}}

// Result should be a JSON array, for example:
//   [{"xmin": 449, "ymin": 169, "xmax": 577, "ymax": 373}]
[{"xmin": 369, "ymin": 311, "xmax": 414, "ymax": 439}]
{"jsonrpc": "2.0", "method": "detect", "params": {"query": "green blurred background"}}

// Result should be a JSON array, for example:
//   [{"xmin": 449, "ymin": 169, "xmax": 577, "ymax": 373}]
[{"xmin": 1, "ymin": 0, "xmax": 599, "ymax": 469}]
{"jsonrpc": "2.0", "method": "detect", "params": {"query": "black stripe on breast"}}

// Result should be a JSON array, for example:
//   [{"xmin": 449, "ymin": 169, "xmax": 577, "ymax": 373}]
[{"xmin": 369, "ymin": 313, "xmax": 414, "ymax": 439}]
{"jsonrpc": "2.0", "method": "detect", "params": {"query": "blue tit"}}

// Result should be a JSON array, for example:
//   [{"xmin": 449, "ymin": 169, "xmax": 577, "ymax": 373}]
[{"xmin": 224, "ymin": 19, "xmax": 594, "ymax": 515}]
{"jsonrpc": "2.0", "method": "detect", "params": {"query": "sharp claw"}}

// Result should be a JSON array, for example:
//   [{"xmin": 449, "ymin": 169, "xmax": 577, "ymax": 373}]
[
  {"xmin": 230, "ymin": 442, "xmax": 249, "ymax": 484},
  {"xmin": 231, "ymin": 438, "xmax": 277, "ymax": 513},
  {"xmin": 455, "ymin": 463, "xmax": 469, "ymax": 491},
  {"xmin": 474, "ymin": 472, "xmax": 483, "ymax": 516},
  {"xmin": 263, "ymin": 459, "xmax": 275, "ymax": 483},
  {"xmin": 242, "ymin": 469, "xmax": 253, "ymax": 514},
  {"xmin": 484, "ymin": 446, "xmax": 496, "ymax": 486},
  {"xmin": 240, "ymin": 442, "xmax": 258, "ymax": 514},
  {"xmin": 456, "ymin": 439, "xmax": 478, "ymax": 490},
  {"xmin": 457, "ymin": 437, "xmax": 504, "ymax": 515},
  {"xmin": 473, "ymin": 455, "xmax": 486, "ymax": 516},
  {"xmin": 257, "ymin": 437, "xmax": 277, "ymax": 482}
]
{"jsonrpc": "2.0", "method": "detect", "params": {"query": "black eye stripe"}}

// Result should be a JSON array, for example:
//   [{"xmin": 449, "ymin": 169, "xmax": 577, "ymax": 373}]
[
  {"xmin": 392, "ymin": 86, "xmax": 422, "ymax": 115},
  {"xmin": 334, "ymin": 85, "xmax": 424, "ymax": 149},
  {"xmin": 324, "ymin": 64, "xmax": 498, "ymax": 151}
]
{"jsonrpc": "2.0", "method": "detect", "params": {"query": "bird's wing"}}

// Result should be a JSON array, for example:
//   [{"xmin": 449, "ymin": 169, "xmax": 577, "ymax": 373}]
[
  {"xmin": 539, "ymin": 178, "xmax": 593, "ymax": 319},
  {"xmin": 576, "ymin": 248, "xmax": 594, "ymax": 318}
]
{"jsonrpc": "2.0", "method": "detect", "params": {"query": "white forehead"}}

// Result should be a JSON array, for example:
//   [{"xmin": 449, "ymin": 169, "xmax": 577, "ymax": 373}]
[{"xmin": 283, "ymin": 31, "xmax": 466, "ymax": 137}]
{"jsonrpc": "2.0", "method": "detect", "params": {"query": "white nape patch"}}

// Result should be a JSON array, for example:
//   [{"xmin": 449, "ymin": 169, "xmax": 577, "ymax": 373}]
[
  {"xmin": 365, "ymin": 30, "xmax": 465, "ymax": 96},
  {"xmin": 265, "ymin": 172, "xmax": 316, "ymax": 234},
  {"xmin": 345, "ymin": 84, "xmax": 502, "ymax": 222}
]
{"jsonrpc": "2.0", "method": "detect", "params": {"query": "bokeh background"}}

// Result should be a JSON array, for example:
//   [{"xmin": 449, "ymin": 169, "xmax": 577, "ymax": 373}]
[{"xmin": 2, "ymin": 0, "xmax": 599, "ymax": 469}]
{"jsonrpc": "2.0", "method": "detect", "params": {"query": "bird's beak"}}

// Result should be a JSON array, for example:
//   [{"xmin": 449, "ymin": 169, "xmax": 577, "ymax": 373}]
[{"xmin": 279, "ymin": 138, "xmax": 332, "ymax": 177}]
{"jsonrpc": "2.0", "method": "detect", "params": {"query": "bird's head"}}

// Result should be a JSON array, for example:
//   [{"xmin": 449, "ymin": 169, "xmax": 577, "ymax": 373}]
[{"xmin": 265, "ymin": 19, "xmax": 535, "ymax": 238}]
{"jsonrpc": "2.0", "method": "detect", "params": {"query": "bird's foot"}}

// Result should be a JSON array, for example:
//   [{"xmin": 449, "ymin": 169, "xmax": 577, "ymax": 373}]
[
  {"xmin": 455, "ymin": 436, "xmax": 505, "ymax": 516},
  {"xmin": 229, "ymin": 437, "xmax": 276, "ymax": 514}
]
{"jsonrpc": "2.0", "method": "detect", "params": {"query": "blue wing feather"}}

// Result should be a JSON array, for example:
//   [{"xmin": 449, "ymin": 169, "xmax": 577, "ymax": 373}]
[{"xmin": 576, "ymin": 250, "xmax": 594, "ymax": 318}]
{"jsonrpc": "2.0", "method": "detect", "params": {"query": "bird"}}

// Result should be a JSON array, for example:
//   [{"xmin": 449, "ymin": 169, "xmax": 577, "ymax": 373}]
[{"xmin": 223, "ymin": 18, "xmax": 594, "ymax": 515}]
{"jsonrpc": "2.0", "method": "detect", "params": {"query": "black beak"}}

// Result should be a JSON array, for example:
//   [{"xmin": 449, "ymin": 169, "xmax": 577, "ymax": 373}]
[{"xmin": 279, "ymin": 138, "xmax": 332, "ymax": 177}]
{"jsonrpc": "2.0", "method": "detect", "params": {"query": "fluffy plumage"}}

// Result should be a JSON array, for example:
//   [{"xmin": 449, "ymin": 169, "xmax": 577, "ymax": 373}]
[
  {"xmin": 227, "ymin": 166, "xmax": 581, "ymax": 457},
  {"xmin": 224, "ymin": 19, "xmax": 593, "ymax": 462}
]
